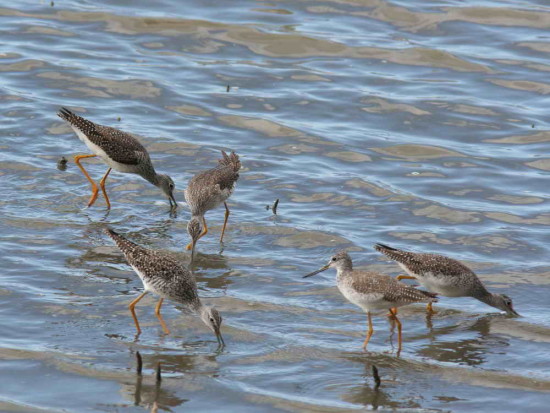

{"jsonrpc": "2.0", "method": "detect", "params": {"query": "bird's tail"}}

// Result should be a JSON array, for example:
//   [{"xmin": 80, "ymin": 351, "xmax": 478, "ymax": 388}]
[
  {"xmin": 57, "ymin": 107, "xmax": 97, "ymax": 134},
  {"xmin": 219, "ymin": 150, "xmax": 241, "ymax": 172},
  {"xmin": 420, "ymin": 290, "xmax": 438, "ymax": 301},
  {"xmin": 374, "ymin": 243, "xmax": 413, "ymax": 263},
  {"xmin": 104, "ymin": 227, "xmax": 141, "ymax": 256}
]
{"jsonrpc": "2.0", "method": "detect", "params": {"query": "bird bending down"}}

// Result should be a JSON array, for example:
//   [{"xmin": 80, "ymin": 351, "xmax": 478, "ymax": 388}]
[
  {"xmin": 58, "ymin": 108, "xmax": 177, "ymax": 209},
  {"xmin": 374, "ymin": 243, "xmax": 518, "ymax": 316},
  {"xmin": 104, "ymin": 228, "xmax": 224, "ymax": 347},
  {"xmin": 303, "ymin": 251, "xmax": 437, "ymax": 353},
  {"xmin": 187, "ymin": 217, "xmax": 202, "ymax": 264},
  {"xmin": 184, "ymin": 150, "xmax": 240, "ymax": 249}
]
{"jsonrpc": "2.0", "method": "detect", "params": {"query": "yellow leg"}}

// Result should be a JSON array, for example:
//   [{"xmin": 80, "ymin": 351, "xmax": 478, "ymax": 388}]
[
  {"xmin": 362, "ymin": 312, "xmax": 374, "ymax": 351},
  {"xmin": 389, "ymin": 307, "xmax": 402, "ymax": 353},
  {"xmin": 154, "ymin": 298, "xmax": 171, "ymax": 334},
  {"xmin": 220, "ymin": 202, "xmax": 230, "ymax": 243},
  {"xmin": 128, "ymin": 291, "xmax": 148, "ymax": 334},
  {"xmin": 99, "ymin": 168, "xmax": 112, "ymax": 209},
  {"xmin": 74, "ymin": 154, "xmax": 99, "ymax": 207},
  {"xmin": 186, "ymin": 218, "xmax": 208, "ymax": 250},
  {"xmin": 426, "ymin": 301, "xmax": 437, "ymax": 315},
  {"xmin": 396, "ymin": 275, "xmax": 416, "ymax": 281}
]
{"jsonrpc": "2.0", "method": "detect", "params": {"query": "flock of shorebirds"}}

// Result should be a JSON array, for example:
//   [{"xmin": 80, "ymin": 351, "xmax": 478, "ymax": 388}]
[{"xmin": 59, "ymin": 107, "xmax": 519, "ymax": 354}]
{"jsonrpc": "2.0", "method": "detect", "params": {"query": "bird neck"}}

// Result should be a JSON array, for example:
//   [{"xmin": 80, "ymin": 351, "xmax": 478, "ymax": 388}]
[
  {"xmin": 147, "ymin": 172, "xmax": 162, "ymax": 187},
  {"xmin": 191, "ymin": 298, "xmax": 203, "ymax": 313},
  {"xmin": 476, "ymin": 292, "xmax": 499, "ymax": 309}
]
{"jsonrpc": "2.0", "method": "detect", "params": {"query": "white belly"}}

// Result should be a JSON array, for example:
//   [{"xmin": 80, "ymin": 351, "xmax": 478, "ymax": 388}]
[
  {"xmin": 73, "ymin": 127, "xmax": 137, "ymax": 174},
  {"xmin": 338, "ymin": 284, "xmax": 389, "ymax": 313},
  {"xmin": 399, "ymin": 263, "xmax": 464, "ymax": 297}
]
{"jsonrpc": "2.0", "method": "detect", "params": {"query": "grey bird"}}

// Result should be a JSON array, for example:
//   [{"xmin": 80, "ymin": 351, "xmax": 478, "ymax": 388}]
[
  {"xmin": 58, "ymin": 107, "xmax": 177, "ymax": 209},
  {"xmin": 187, "ymin": 217, "xmax": 202, "ymax": 264},
  {"xmin": 184, "ymin": 150, "xmax": 240, "ymax": 250},
  {"xmin": 304, "ymin": 250, "xmax": 437, "ymax": 353},
  {"xmin": 105, "ymin": 228, "xmax": 224, "ymax": 347},
  {"xmin": 374, "ymin": 243, "xmax": 518, "ymax": 316}
]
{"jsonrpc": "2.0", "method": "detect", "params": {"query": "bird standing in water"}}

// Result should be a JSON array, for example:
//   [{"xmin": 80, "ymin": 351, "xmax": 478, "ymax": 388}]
[
  {"xmin": 58, "ymin": 108, "xmax": 177, "ymax": 209},
  {"xmin": 184, "ymin": 151, "xmax": 240, "ymax": 250},
  {"xmin": 105, "ymin": 228, "xmax": 224, "ymax": 347},
  {"xmin": 304, "ymin": 251, "xmax": 437, "ymax": 353},
  {"xmin": 374, "ymin": 243, "xmax": 518, "ymax": 316}
]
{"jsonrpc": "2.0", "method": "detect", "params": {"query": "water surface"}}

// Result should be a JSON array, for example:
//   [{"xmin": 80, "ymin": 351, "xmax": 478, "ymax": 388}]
[{"xmin": 1, "ymin": 0, "xmax": 549, "ymax": 411}]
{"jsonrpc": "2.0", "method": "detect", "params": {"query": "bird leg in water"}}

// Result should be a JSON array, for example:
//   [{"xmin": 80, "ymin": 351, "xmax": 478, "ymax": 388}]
[
  {"xmin": 362, "ymin": 312, "xmax": 374, "ymax": 351},
  {"xmin": 388, "ymin": 307, "xmax": 402, "ymax": 353},
  {"xmin": 154, "ymin": 298, "xmax": 171, "ymax": 334},
  {"xmin": 99, "ymin": 167, "xmax": 112, "ymax": 209},
  {"xmin": 74, "ymin": 154, "xmax": 99, "ymax": 207},
  {"xmin": 426, "ymin": 301, "xmax": 437, "ymax": 315},
  {"xmin": 128, "ymin": 291, "xmax": 148, "ymax": 334},
  {"xmin": 220, "ymin": 202, "xmax": 230, "ymax": 243}
]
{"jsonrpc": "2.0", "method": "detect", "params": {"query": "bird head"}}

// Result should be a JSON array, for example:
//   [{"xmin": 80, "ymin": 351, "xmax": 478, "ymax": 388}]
[
  {"xmin": 492, "ymin": 294, "xmax": 519, "ymax": 316},
  {"xmin": 157, "ymin": 174, "xmax": 177, "ymax": 208},
  {"xmin": 303, "ymin": 250, "xmax": 352, "ymax": 278},
  {"xmin": 187, "ymin": 218, "xmax": 202, "ymax": 263},
  {"xmin": 200, "ymin": 306, "xmax": 224, "ymax": 347}
]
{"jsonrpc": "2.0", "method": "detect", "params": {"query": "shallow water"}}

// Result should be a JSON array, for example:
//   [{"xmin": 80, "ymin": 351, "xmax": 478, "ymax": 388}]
[{"xmin": 1, "ymin": 0, "xmax": 549, "ymax": 411}]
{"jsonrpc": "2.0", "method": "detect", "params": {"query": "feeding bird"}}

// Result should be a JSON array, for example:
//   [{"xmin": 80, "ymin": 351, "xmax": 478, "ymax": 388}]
[
  {"xmin": 303, "ymin": 251, "xmax": 437, "ymax": 353},
  {"xmin": 105, "ymin": 228, "xmax": 224, "ymax": 347},
  {"xmin": 184, "ymin": 150, "xmax": 240, "ymax": 249},
  {"xmin": 58, "ymin": 107, "xmax": 177, "ymax": 209},
  {"xmin": 374, "ymin": 243, "xmax": 518, "ymax": 316}
]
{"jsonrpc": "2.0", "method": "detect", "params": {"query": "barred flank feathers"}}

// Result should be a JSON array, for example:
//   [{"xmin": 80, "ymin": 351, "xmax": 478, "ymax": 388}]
[
  {"xmin": 104, "ymin": 227, "xmax": 141, "ymax": 256},
  {"xmin": 58, "ymin": 107, "xmax": 97, "ymax": 135},
  {"xmin": 218, "ymin": 150, "xmax": 241, "ymax": 172},
  {"xmin": 374, "ymin": 243, "xmax": 411, "ymax": 262}
]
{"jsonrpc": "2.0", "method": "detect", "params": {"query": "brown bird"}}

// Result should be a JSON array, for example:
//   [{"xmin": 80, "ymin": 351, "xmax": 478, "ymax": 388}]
[
  {"xmin": 58, "ymin": 108, "xmax": 176, "ymax": 209},
  {"xmin": 105, "ymin": 228, "xmax": 224, "ymax": 347},
  {"xmin": 304, "ymin": 251, "xmax": 437, "ymax": 353},
  {"xmin": 374, "ymin": 243, "xmax": 518, "ymax": 316},
  {"xmin": 184, "ymin": 151, "xmax": 240, "ymax": 250}
]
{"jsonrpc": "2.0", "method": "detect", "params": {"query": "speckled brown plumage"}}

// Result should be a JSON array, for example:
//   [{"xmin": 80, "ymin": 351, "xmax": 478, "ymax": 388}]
[
  {"xmin": 105, "ymin": 228, "xmax": 200, "ymax": 307},
  {"xmin": 374, "ymin": 243, "xmax": 518, "ymax": 315},
  {"xmin": 185, "ymin": 150, "xmax": 240, "ymax": 216},
  {"xmin": 58, "ymin": 107, "xmax": 149, "ymax": 166},
  {"xmin": 303, "ymin": 250, "xmax": 437, "ymax": 352}
]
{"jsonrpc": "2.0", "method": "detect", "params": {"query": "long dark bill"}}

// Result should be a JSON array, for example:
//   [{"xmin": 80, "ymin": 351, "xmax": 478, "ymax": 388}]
[
  {"xmin": 168, "ymin": 192, "xmax": 178, "ymax": 208},
  {"xmin": 303, "ymin": 264, "xmax": 330, "ymax": 278},
  {"xmin": 216, "ymin": 328, "xmax": 225, "ymax": 347}
]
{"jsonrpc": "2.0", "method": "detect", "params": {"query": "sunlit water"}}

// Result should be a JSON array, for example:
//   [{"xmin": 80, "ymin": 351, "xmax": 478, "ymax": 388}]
[{"xmin": 0, "ymin": 0, "xmax": 549, "ymax": 411}]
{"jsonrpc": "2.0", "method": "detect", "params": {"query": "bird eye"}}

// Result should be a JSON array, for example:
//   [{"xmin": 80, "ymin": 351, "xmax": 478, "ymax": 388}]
[
  {"xmin": 332, "ymin": 257, "xmax": 337, "ymax": 261},
  {"xmin": 210, "ymin": 318, "xmax": 215, "ymax": 322},
  {"xmin": 169, "ymin": 183, "xmax": 174, "ymax": 190}
]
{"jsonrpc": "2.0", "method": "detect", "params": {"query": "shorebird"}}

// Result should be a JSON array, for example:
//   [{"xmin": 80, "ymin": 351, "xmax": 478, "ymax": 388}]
[
  {"xmin": 105, "ymin": 228, "xmax": 224, "ymax": 347},
  {"xmin": 374, "ymin": 243, "xmax": 518, "ymax": 316},
  {"xmin": 58, "ymin": 108, "xmax": 177, "ymax": 209},
  {"xmin": 184, "ymin": 150, "xmax": 240, "ymax": 249},
  {"xmin": 303, "ymin": 251, "xmax": 437, "ymax": 353}
]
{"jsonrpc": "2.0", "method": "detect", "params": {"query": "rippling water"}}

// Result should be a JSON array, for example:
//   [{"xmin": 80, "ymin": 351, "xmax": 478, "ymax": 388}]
[{"xmin": 1, "ymin": 0, "xmax": 549, "ymax": 411}]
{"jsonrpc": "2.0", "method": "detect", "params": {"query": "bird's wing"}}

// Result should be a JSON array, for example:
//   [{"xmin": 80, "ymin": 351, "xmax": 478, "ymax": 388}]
[
  {"xmin": 58, "ymin": 107, "xmax": 149, "ymax": 165},
  {"xmin": 351, "ymin": 271, "xmax": 435, "ymax": 304}
]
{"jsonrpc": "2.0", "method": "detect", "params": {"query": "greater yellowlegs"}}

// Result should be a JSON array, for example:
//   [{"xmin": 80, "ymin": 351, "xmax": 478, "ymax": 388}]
[
  {"xmin": 303, "ymin": 251, "xmax": 437, "ymax": 352},
  {"xmin": 105, "ymin": 228, "xmax": 224, "ymax": 346},
  {"xmin": 184, "ymin": 150, "xmax": 240, "ymax": 249},
  {"xmin": 374, "ymin": 243, "xmax": 518, "ymax": 316},
  {"xmin": 58, "ymin": 108, "xmax": 177, "ymax": 209}
]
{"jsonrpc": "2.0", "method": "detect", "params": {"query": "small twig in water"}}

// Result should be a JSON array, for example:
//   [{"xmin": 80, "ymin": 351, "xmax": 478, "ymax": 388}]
[
  {"xmin": 272, "ymin": 199, "xmax": 279, "ymax": 215},
  {"xmin": 155, "ymin": 363, "xmax": 162, "ymax": 383},
  {"xmin": 57, "ymin": 156, "xmax": 68, "ymax": 171},
  {"xmin": 372, "ymin": 365, "xmax": 381, "ymax": 390},
  {"xmin": 136, "ymin": 351, "xmax": 143, "ymax": 375},
  {"xmin": 226, "ymin": 85, "xmax": 231, "ymax": 92}
]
